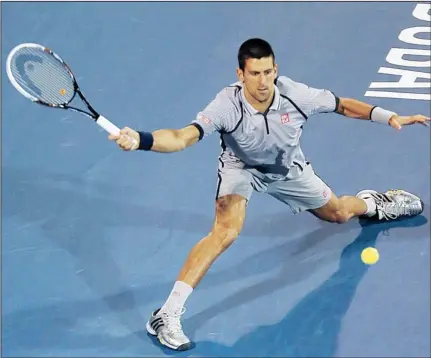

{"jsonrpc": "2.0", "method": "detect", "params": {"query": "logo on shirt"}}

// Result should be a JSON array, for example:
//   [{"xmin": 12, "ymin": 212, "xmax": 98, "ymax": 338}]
[
  {"xmin": 280, "ymin": 113, "xmax": 290, "ymax": 124},
  {"xmin": 198, "ymin": 113, "xmax": 211, "ymax": 125}
]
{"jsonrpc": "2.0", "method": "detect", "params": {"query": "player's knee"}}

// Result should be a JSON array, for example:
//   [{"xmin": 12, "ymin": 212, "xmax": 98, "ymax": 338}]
[
  {"xmin": 210, "ymin": 222, "xmax": 241, "ymax": 252},
  {"xmin": 210, "ymin": 195, "xmax": 246, "ymax": 251},
  {"xmin": 327, "ymin": 196, "xmax": 351, "ymax": 224},
  {"xmin": 331, "ymin": 210, "xmax": 350, "ymax": 224},
  {"xmin": 315, "ymin": 198, "xmax": 350, "ymax": 224},
  {"xmin": 322, "ymin": 205, "xmax": 350, "ymax": 224}
]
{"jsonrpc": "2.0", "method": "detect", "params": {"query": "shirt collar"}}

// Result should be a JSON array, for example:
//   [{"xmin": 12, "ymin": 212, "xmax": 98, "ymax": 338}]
[{"xmin": 240, "ymin": 84, "xmax": 280, "ymax": 115}]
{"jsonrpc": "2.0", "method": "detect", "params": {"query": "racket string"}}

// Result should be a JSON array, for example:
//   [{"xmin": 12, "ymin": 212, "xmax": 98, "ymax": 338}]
[{"xmin": 9, "ymin": 47, "xmax": 75, "ymax": 105}]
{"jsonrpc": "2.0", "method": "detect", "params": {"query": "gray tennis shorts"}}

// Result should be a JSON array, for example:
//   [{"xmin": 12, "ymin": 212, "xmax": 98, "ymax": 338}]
[{"xmin": 216, "ymin": 162, "xmax": 331, "ymax": 214}]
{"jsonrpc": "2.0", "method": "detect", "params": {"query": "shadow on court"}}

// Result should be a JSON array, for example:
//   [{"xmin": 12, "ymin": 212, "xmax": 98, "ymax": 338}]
[
  {"xmin": 152, "ymin": 216, "xmax": 428, "ymax": 357},
  {"xmin": 2, "ymin": 165, "xmax": 428, "ymax": 356}
]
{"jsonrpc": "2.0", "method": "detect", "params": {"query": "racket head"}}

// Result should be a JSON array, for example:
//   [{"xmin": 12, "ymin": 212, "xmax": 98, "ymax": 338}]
[{"xmin": 6, "ymin": 43, "xmax": 77, "ymax": 107}]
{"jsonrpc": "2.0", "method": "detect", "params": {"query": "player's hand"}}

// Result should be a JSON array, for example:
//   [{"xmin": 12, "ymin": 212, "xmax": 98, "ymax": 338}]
[
  {"xmin": 389, "ymin": 114, "xmax": 430, "ymax": 130},
  {"xmin": 108, "ymin": 127, "xmax": 140, "ymax": 151}
]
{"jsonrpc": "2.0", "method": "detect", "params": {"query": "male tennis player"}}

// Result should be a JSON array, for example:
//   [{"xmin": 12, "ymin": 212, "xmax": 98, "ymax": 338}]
[{"xmin": 109, "ymin": 38, "xmax": 429, "ymax": 351}]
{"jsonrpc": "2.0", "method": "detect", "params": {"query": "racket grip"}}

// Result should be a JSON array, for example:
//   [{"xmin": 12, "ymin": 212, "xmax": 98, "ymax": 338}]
[
  {"xmin": 96, "ymin": 115, "xmax": 121, "ymax": 135},
  {"xmin": 97, "ymin": 115, "xmax": 139, "ymax": 148}
]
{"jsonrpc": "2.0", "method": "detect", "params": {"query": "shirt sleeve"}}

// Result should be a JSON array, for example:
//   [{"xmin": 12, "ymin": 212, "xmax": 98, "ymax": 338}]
[
  {"xmin": 191, "ymin": 90, "xmax": 236, "ymax": 139},
  {"xmin": 277, "ymin": 76, "xmax": 339, "ymax": 117}
]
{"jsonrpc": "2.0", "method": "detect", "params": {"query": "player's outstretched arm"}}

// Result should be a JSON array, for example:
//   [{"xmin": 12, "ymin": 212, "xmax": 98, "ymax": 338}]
[
  {"xmin": 108, "ymin": 124, "xmax": 201, "ymax": 153},
  {"xmin": 336, "ymin": 97, "xmax": 430, "ymax": 130}
]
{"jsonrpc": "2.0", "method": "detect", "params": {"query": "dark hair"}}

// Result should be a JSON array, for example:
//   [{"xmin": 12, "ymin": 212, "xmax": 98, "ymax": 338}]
[{"xmin": 238, "ymin": 38, "xmax": 275, "ymax": 71}]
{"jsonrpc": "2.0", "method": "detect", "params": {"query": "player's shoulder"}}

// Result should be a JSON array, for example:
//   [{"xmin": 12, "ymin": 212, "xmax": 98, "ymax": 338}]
[
  {"xmin": 206, "ymin": 81, "xmax": 243, "ymax": 111},
  {"xmin": 275, "ymin": 75, "xmax": 310, "ymax": 96},
  {"xmin": 216, "ymin": 81, "xmax": 244, "ymax": 102}
]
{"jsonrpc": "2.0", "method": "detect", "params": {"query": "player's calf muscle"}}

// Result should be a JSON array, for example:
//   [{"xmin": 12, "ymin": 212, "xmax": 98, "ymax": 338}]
[
  {"xmin": 177, "ymin": 218, "xmax": 243, "ymax": 286},
  {"xmin": 312, "ymin": 194, "xmax": 365, "ymax": 223},
  {"xmin": 180, "ymin": 194, "xmax": 244, "ymax": 258},
  {"xmin": 177, "ymin": 196, "xmax": 245, "ymax": 284}
]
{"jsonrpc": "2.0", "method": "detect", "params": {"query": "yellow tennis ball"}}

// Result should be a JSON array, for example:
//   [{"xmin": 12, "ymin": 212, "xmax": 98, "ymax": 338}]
[
  {"xmin": 361, "ymin": 247, "xmax": 379, "ymax": 265},
  {"xmin": 60, "ymin": 88, "xmax": 66, "ymax": 95}
]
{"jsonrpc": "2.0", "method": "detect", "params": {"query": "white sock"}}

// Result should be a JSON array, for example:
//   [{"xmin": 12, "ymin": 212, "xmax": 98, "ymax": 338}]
[
  {"xmin": 160, "ymin": 281, "xmax": 193, "ymax": 313},
  {"xmin": 363, "ymin": 197, "xmax": 377, "ymax": 217}
]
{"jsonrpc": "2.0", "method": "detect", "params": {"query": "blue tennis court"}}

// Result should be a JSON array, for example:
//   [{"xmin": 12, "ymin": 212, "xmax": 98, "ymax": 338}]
[{"xmin": 2, "ymin": 2, "xmax": 430, "ymax": 357}]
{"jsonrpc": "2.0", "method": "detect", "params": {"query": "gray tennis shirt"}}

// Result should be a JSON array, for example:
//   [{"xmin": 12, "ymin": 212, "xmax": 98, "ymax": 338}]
[{"xmin": 192, "ymin": 76, "xmax": 338, "ymax": 180}]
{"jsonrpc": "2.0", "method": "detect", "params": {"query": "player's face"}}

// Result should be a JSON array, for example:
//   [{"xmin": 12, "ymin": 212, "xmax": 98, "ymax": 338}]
[{"xmin": 237, "ymin": 56, "xmax": 278, "ymax": 104}]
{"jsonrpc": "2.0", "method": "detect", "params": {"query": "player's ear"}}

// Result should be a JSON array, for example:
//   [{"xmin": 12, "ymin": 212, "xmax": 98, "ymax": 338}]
[
  {"xmin": 273, "ymin": 63, "xmax": 278, "ymax": 78},
  {"xmin": 236, "ymin": 68, "xmax": 244, "ymax": 82}
]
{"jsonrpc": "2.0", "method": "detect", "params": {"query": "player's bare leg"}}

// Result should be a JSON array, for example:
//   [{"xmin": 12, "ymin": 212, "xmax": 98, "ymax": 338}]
[
  {"xmin": 146, "ymin": 194, "xmax": 247, "ymax": 351},
  {"xmin": 176, "ymin": 194, "xmax": 247, "ymax": 287},
  {"xmin": 310, "ymin": 192, "xmax": 369, "ymax": 223}
]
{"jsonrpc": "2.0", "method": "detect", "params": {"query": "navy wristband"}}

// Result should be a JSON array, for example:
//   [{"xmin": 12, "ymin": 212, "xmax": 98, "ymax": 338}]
[{"xmin": 137, "ymin": 131, "xmax": 154, "ymax": 151}]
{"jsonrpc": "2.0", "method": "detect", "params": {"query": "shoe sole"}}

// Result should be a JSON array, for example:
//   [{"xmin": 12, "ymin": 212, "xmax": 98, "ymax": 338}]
[{"xmin": 146, "ymin": 321, "xmax": 192, "ymax": 351}]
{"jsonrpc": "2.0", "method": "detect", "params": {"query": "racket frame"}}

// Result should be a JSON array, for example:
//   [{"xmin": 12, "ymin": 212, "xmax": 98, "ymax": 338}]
[{"xmin": 6, "ymin": 42, "xmax": 124, "ymax": 136}]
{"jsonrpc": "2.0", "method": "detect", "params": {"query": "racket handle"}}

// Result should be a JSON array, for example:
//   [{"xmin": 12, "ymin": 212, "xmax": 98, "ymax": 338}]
[
  {"xmin": 96, "ymin": 115, "xmax": 139, "ymax": 148},
  {"xmin": 96, "ymin": 115, "xmax": 120, "ymax": 135}
]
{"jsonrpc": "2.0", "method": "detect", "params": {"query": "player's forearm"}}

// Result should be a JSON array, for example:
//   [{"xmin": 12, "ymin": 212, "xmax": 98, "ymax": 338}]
[
  {"xmin": 147, "ymin": 129, "xmax": 189, "ymax": 153},
  {"xmin": 136, "ymin": 126, "xmax": 200, "ymax": 153},
  {"xmin": 337, "ymin": 98, "xmax": 397, "ymax": 123}
]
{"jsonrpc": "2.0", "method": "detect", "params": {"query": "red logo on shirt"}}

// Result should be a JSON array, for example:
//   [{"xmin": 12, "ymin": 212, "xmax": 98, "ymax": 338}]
[
  {"xmin": 281, "ymin": 113, "xmax": 290, "ymax": 124},
  {"xmin": 198, "ymin": 113, "xmax": 211, "ymax": 125}
]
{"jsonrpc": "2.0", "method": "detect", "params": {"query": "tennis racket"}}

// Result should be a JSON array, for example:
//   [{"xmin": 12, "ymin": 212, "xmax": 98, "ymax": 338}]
[{"xmin": 6, "ymin": 42, "xmax": 137, "ymax": 145}]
